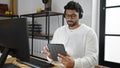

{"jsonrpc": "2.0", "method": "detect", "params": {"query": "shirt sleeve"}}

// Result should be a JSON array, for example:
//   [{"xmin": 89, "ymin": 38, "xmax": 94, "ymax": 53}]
[
  {"xmin": 50, "ymin": 28, "xmax": 60, "ymax": 44},
  {"xmin": 74, "ymin": 30, "xmax": 98, "ymax": 68}
]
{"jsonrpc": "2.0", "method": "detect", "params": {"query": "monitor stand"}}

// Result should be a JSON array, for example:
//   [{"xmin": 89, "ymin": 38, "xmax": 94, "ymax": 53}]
[{"xmin": 0, "ymin": 48, "xmax": 10, "ymax": 67}]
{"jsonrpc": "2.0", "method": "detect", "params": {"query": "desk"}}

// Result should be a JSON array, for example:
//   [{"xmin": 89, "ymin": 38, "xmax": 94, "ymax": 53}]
[
  {"xmin": 5, "ymin": 57, "xmax": 30, "ymax": 68},
  {"xmin": 5, "ymin": 57, "xmax": 110, "ymax": 68},
  {"xmin": 95, "ymin": 65, "xmax": 110, "ymax": 68},
  {"xmin": 5, "ymin": 57, "xmax": 63, "ymax": 68}
]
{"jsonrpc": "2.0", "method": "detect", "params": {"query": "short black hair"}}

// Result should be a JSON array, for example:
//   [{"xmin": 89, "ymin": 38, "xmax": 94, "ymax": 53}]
[{"xmin": 64, "ymin": 1, "xmax": 83, "ymax": 19}]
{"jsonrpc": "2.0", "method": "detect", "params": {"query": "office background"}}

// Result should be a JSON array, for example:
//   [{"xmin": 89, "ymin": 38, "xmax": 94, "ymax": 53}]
[
  {"xmin": 0, "ymin": 0, "xmax": 102, "ymax": 65},
  {"xmin": 0, "ymin": 0, "xmax": 100, "ymax": 36}
]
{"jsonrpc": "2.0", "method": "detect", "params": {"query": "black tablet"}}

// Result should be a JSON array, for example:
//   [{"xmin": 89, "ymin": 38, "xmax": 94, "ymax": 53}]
[{"xmin": 47, "ymin": 44, "xmax": 66, "ymax": 61}]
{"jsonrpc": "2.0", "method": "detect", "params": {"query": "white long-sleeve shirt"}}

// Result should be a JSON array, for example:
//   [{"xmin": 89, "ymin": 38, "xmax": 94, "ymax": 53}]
[{"xmin": 50, "ymin": 24, "xmax": 98, "ymax": 68}]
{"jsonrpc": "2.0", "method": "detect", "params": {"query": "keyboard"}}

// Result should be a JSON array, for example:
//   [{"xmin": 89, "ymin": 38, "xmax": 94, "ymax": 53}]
[{"xmin": 22, "ymin": 57, "xmax": 54, "ymax": 68}]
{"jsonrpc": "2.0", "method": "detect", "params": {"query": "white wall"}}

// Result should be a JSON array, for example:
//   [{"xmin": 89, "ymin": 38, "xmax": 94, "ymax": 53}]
[
  {"xmin": 92, "ymin": 0, "xmax": 100, "ymax": 36},
  {"xmin": 18, "ymin": 0, "xmax": 100, "ymax": 35},
  {"xmin": 0, "ymin": 0, "xmax": 100, "ymax": 35},
  {"xmin": 18, "ymin": 0, "xmax": 44, "ymax": 14},
  {"xmin": 0, "ymin": 0, "xmax": 9, "ymax": 4},
  {"xmin": 18, "ymin": 0, "xmax": 93, "ymax": 26}
]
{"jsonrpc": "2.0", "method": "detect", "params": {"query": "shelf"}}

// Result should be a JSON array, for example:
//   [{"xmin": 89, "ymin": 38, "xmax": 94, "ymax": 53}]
[
  {"xmin": 29, "ymin": 33, "xmax": 53, "ymax": 40},
  {"xmin": 21, "ymin": 11, "xmax": 64, "ymax": 56},
  {"xmin": 33, "ymin": 33, "xmax": 53, "ymax": 37},
  {"xmin": 20, "ymin": 11, "xmax": 64, "ymax": 17},
  {"xmin": 0, "ymin": 14, "xmax": 18, "ymax": 18},
  {"xmin": 29, "ymin": 33, "xmax": 53, "ymax": 38}
]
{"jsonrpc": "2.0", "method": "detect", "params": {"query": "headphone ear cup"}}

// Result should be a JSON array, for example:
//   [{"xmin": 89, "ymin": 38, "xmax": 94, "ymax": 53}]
[
  {"xmin": 79, "ymin": 6, "xmax": 83, "ymax": 19},
  {"xmin": 63, "ymin": 14, "xmax": 65, "ymax": 18},
  {"xmin": 42, "ymin": 0, "xmax": 48, "ymax": 4},
  {"xmin": 79, "ymin": 12, "xmax": 83, "ymax": 19},
  {"xmin": 64, "ymin": 11, "xmax": 66, "ymax": 18}
]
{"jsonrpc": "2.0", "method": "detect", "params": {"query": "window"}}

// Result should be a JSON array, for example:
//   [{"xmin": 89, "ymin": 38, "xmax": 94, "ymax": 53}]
[
  {"xmin": 106, "ymin": 0, "xmax": 120, "ymax": 7},
  {"xmin": 99, "ymin": 0, "xmax": 120, "ymax": 67}
]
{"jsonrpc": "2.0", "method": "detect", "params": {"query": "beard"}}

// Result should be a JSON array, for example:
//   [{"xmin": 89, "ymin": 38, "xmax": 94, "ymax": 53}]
[{"xmin": 67, "ymin": 21, "xmax": 78, "ymax": 27}]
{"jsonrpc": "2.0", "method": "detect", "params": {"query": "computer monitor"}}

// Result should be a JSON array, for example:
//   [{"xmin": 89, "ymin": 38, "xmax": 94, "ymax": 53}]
[{"xmin": 0, "ymin": 18, "xmax": 30, "ymax": 67}]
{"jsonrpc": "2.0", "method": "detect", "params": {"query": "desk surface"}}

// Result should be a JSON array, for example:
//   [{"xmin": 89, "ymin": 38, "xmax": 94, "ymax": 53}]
[
  {"xmin": 29, "ymin": 56, "xmax": 64, "ymax": 68},
  {"xmin": 5, "ymin": 57, "xmax": 64, "ymax": 68},
  {"xmin": 5, "ymin": 57, "xmax": 110, "ymax": 68}
]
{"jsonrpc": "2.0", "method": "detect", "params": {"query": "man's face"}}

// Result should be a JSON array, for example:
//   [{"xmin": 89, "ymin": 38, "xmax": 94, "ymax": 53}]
[{"xmin": 65, "ymin": 10, "xmax": 79, "ymax": 28}]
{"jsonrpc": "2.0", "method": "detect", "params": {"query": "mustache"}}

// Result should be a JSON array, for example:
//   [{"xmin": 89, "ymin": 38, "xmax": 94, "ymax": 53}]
[{"xmin": 67, "ymin": 21, "xmax": 73, "ymax": 22}]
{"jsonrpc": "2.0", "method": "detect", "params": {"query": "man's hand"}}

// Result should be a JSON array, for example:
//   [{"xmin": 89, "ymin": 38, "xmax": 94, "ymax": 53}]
[
  {"xmin": 58, "ymin": 53, "xmax": 74, "ymax": 68},
  {"xmin": 42, "ymin": 45, "xmax": 52, "ymax": 59}
]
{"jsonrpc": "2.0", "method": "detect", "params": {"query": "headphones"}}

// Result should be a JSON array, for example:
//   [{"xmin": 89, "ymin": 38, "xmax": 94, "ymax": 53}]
[
  {"xmin": 78, "ymin": 7, "xmax": 83, "ymax": 19},
  {"xmin": 42, "ymin": 0, "xmax": 48, "ymax": 4},
  {"xmin": 64, "ymin": 1, "xmax": 83, "ymax": 19}
]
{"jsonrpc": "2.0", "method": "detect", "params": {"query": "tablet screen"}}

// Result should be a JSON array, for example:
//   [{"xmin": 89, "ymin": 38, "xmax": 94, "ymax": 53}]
[{"xmin": 47, "ymin": 44, "xmax": 66, "ymax": 61}]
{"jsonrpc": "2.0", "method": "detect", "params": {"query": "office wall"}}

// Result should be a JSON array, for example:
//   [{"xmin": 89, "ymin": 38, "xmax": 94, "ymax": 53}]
[
  {"xmin": 18, "ymin": 0, "xmax": 93, "ymax": 26},
  {"xmin": 92, "ymin": 0, "xmax": 100, "ymax": 37},
  {"xmin": 18, "ymin": 0, "xmax": 100, "ymax": 35},
  {"xmin": 0, "ymin": 0, "xmax": 99, "ymax": 34},
  {"xmin": 0, "ymin": 0, "xmax": 100, "ymax": 40},
  {"xmin": 0, "ymin": 0, "xmax": 100, "ymax": 33},
  {"xmin": 17, "ymin": 0, "xmax": 43, "ymax": 15}
]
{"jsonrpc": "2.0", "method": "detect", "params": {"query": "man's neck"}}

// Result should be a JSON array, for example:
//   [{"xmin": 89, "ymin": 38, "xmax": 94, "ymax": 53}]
[{"xmin": 69, "ymin": 23, "xmax": 80, "ymax": 30}]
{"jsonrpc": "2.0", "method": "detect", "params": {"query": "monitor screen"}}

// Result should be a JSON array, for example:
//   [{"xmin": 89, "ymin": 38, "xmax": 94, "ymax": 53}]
[{"xmin": 0, "ymin": 18, "xmax": 30, "ymax": 62}]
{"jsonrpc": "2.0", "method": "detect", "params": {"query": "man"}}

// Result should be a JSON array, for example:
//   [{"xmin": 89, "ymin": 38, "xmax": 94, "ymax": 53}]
[{"xmin": 43, "ymin": 1, "xmax": 98, "ymax": 68}]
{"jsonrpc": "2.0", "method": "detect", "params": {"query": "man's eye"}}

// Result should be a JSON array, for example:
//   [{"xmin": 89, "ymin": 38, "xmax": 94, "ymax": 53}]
[{"xmin": 71, "ymin": 14, "xmax": 76, "ymax": 17}]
